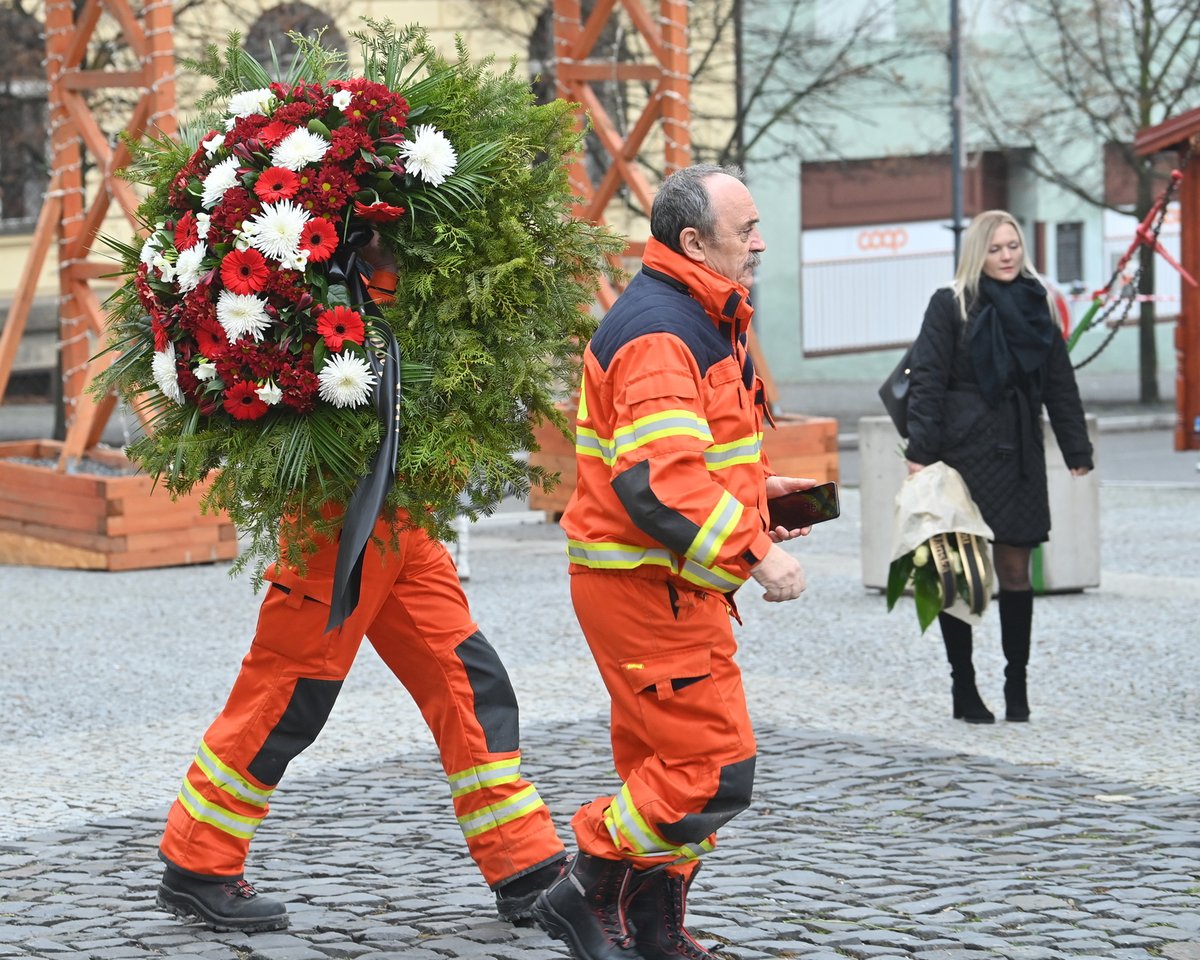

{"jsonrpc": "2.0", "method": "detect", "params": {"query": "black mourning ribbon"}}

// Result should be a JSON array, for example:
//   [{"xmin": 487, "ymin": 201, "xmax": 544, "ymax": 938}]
[{"xmin": 323, "ymin": 223, "xmax": 403, "ymax": 632}]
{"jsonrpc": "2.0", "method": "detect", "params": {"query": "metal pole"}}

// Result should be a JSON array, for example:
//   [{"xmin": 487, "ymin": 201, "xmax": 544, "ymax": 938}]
[{"xmin": 950, "ymin": 0, "xmax": 964, "ymax": 264}]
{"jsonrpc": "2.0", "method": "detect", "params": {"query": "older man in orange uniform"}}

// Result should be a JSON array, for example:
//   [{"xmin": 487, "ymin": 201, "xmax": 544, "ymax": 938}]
[{"xmin": 533, "ymin": 165, "xmax": 812, "ymax": 960}]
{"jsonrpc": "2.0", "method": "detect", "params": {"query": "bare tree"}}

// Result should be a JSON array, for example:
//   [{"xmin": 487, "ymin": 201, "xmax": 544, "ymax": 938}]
[
  {"xmin": 471, "ymin": 0, "xmax": 913, "ymax": 224},
  {"xmin": 969, "ymin": 0, "xmax": 1200, "ymax": 404}
]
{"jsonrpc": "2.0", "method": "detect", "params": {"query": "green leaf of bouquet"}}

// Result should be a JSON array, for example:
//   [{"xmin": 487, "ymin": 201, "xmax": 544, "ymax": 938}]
[
  {"xmin": 308, "ymin": 117, "xmax": 333, "ymax": 139},
  {"xmin": 886, "ymin": 555, "xmax": 912, "ymax": 610},
  {"xmin": 914, "ymin": 576, "xmax": 941, "ymax": 633}
]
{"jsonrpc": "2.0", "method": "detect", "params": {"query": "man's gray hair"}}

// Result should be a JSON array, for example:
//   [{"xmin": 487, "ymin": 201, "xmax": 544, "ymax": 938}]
[{"xmin": 650, "ymin": 163, "xmax": 745, "ymax": 254}]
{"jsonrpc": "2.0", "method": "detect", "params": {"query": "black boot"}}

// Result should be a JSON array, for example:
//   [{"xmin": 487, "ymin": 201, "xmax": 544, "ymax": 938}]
[
  {"xmin": 940, "ymin": 612, "xmax": 994, "ymax": 724},
  {"xmin": 532, "ymin": 852, "xmax": 637, "ymax": 960},
  {"xmin": 156, "ymin": 866, "xmax": 288, "ymax": 932},
  {"xmin": 627, "ymin": 866, "xmax": 716, "ymax": 959},
  {"xmin": 495, "ymin": 853, "xmax": 567, "ymax": 925},
  {"xmin": 1000, "ymin": 589, "xmax": 1034, "ymax": 721}
]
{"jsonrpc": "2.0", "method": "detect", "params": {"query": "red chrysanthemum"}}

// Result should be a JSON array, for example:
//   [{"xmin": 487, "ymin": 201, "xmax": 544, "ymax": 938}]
[
  {"xmin": 254, "ymin": 166, "xmax": 300, "ymax": 203},
  {"xmin": 223, "ymin": 380, "xmax": 269, "ymax": 421},
  {"xmin": 220, "ymin": 248, "xmax": 270, "ymax": 295},
  {"xmin": 316, "ymin": 305, "xmax": 365, "ymax": 352},
  {"xmin": 353, "ymin": 200, "xmax": 407, "ymax": 223},
  {"xmin": 173, "ymin": 210, "xmax": 200, "ymax": 251},
  {"xmin": 300, "ymin": 218, "xmax": 338, "ymax": 263}
]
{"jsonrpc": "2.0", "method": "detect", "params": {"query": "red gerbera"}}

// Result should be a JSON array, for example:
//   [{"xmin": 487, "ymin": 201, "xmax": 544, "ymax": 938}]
[
  {"xmin": 258, "ymin": 119, "xmax": 293, "ymax": 148},
  {"xmin": 254, "ymin": 166, "xmax": 300, "ymax": 202},
  {"xmin": 300, "ymin": 217, "xmax": 338, "ymax": 263},
  {"xmin": 353, "ymin": 200, "xmax": 407, "ymax": 222},
  {"xmin": 174, "ymin": 210, "xmax": 200, "ymax": 251},
  {"xmin": 223, "ymin": 380, "xmax": 269, "ymax": 421},
  {"xmin": 220, "ymin": 249, "xmax": 270, "ymax": 295},
  {"xmin": 194, "ymin": 315, "xmax": 231, "ymax": 359},
  {"xmin": 316, "ymin": 306, "xmax": 366, "ymax": 352}
]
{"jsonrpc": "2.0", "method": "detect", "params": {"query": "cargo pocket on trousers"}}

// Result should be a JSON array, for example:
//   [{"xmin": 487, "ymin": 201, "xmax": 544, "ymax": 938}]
[{"xmin": 620, "ymin": 645, "xmax": 711, "ymax": 702}]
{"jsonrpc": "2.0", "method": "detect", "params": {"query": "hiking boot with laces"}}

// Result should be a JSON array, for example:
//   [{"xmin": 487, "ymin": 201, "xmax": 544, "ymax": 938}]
[
  {"xmin": 156, "ymin": 866, "xmax": 288, "ymax": 933},
  {"xmin": 532, "ymin": 852, "xmax": 638, "ymax": 960},
  {"xmin": 494, "ymin": 853, "xmax": 567, "ymax": 925},
  {"xmin": 627, "ymin": 866, "xmax": 717, "ymax": 959}
]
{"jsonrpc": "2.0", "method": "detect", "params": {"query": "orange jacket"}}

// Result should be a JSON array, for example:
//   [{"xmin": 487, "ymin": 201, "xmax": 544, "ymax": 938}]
[{"xmin": 560, "ymin": 237, "xmax": 775, "ymax": 595}]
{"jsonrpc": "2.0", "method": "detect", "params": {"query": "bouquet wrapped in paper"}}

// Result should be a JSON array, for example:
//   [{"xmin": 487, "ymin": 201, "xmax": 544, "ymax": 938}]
[
  {"xmin": 97, "ymin": 22, "xmax": 621, "ymax": 613},
  {"xmin": 886, "ymin": 461, "xmax": 995, "ymax": 632}
]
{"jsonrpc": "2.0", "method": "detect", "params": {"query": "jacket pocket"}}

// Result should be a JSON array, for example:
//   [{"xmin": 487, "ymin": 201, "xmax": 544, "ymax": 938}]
[{"xmin": 619, "ymin": 644, "xmax": 712, "ymax": 701}]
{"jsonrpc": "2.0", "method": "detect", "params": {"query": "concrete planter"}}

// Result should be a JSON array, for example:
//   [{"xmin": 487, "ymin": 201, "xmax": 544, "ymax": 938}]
[{"xmin": 858, "ymin": 414, "xmax": 1100, "ymax": 593}]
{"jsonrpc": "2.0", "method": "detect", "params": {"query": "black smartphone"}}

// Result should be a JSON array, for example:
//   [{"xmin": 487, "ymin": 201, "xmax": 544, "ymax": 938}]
[{"xmin": 767, "ymin": 481, "xmax": 840, "ymax": 530}]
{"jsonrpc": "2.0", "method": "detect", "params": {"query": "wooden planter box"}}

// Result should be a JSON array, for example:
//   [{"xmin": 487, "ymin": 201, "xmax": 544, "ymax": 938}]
[
  {"xmin": 529, "ymin": 409, "xmax": 840, "ymax": 520},
  {"xmin": 0, "ymin": 440, "xmax": 238, "ymax": 571}
]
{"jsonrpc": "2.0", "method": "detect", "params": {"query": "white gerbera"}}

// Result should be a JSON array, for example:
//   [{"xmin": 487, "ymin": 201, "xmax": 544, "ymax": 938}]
[
  {"xmin": 227, "ymin": 87, "xmax": 275, "ymax": 119},
  {"xmin": 151, "ymin": 344, "xmax": 184, "ymax": 405},
  {"xmin": 242, "ymin": 201, "xmax": 310, "ymax": 264},
  {"xmin": 201, "ymin": 155, "xmax": 241, "ymax": 209},
  {"xmin": 399, "ymin": 124, "xmax": 458, "ymax": 186},
  {"xmin": 317, "ymin": 353, "xmax": 377, "ymax": 409},
  {"xmin": 174, "ymin": 241, "xmax": 208, "ymax": 293},
  {"xmin": 256, "ymin": 379, "xmax": 283, "ymax": 405},
  {"xmin": 270, "ymin": 128, "xmax": 330, "ymax": 171},
  {"xmin": 216, "ymin": 289, "xmax": 272, "ymax": 342}
]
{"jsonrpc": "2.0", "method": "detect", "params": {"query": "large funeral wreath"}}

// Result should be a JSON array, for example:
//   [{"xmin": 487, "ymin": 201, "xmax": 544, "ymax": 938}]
[{"xmin": 99, "ymin": 21, "xmax": 621, "ymax": 588}]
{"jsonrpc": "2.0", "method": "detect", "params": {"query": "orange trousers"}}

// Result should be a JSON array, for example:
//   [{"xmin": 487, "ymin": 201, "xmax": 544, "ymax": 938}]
[
  {"xmin": 569, "ymin": 573, "xmax": 757, "ymax": 876},
  {"xmin": 160, "ymin": 515, "xmax": 564, "ymax": 888}
]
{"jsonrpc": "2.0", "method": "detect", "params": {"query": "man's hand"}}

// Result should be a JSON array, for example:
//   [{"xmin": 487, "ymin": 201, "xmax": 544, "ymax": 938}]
[
  {"xmin": 750, "ymin": 543, "xmax": 806, "ymax": 603},
  {"xmin": 764, "ymin": 475, "xmax": 817, "ymax": 542}
]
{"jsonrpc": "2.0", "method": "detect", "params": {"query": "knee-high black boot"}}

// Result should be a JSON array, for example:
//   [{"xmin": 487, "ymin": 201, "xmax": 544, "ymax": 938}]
[
  {"xmin": 999, "ymin": 589, "xmax": 1034, "ymax": 721},
  {"xmin": 939, "ymin": 612, "xmax": 994, "ymax": 724}
]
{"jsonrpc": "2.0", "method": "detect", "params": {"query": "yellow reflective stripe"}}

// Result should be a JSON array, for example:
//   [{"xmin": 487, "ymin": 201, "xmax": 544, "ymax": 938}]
[
  {"xmin": 457, "ymin": 784, "xmax": 545, "ymax": 839},
  {"xmin": 197, "ymin": 740, "xmax": 271, "ymax": 808},
  {"xmin": 602, "ymin": 785, "xmax": 716, "ymax": 861},
  {"xmin": 685, "ymin": 490, "xmax": 743, "ymax": 568},
  {"xmin": 177, "ymin": 779, "xmax": 264, "ymax": 841},
  {"xmin": 576, "ymin": 426, "xmax": 614, "ymax": 463},
  {"xmin": 704, "ymin": 433, "xmax": 763, "ymax": 471},
  {"xmin": 611, "ymin": 409, "xmax": 712, "ymax": 459},
  {"xmin": 679, "ymin": 557, "xmax": 746, "ymax": 591},
  {"xmin": 578, "ymin": 377, "xmax": 589, "ymax": 420},
  {"xmin": 448, "ymin": 757, "xmax": 522, "ymax": 799},
  {"xmin": 567, "ymin": 539, "xmax": 675, "ymax": 571}
]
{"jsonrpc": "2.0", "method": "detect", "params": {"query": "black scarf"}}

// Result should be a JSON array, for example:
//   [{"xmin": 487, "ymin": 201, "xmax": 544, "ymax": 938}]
[{"xmin": 968, "ymin": 273, "xmax": 1057, "ymax": 407}]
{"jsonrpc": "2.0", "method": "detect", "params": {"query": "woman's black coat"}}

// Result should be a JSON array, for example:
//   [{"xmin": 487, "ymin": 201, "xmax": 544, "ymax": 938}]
[{"xmin": 904, "ymin": 286, "xmax": 1094, "ymax": 546}]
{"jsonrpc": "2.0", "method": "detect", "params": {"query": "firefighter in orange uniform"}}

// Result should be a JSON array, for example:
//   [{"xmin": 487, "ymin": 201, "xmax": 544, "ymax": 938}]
[
  {"xmin": 532, "ymin": 165, "xmax": 812, "ymax": 960},
  {"xmin": 155, "ymin": 265, "xmax": 565, "ymax": 933}
]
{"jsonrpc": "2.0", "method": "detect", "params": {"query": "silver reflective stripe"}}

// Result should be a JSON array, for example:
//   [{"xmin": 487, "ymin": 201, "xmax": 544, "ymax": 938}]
[
  {"xmin": 567, "ymin": 539, "xmax": 675, "ymax": 571},
  {"xmin": 457, "ymin": 784, "xmax": 545, "ymax": 838},
  {"xmin": 605, "ymin": 785, "xmax": 675, "ymax": 855},
  {"xmin": 703, "ymin": 433, "xmax": 762, "ymax": 471},
  {"xmin": 611, "ymin": 409, "xmax": 712, "ymax": 459},
  {"xmin": 197, "ymin": 741, "xmax": 271, "ymax": 808},
  {"xmin": 177, "ymin": 778, "xmax": 263, "ymax": 840},
  {"xmin": 685, "ymin": 490, "xmax": 743, "ymax": 568},
  {"xmin": 448, "ymin": 757, "xmax": 522, "ymax": 798},
  {"xmin": 679, "ymin": 557, "xmax": 745, "ymax": 591},
  {"xmin": 575, "ymin": 427, "xmax": 614, "ymax": 463}
]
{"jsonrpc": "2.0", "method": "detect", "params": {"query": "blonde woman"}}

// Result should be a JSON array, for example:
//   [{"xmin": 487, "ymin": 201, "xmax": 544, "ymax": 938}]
[{"xmin": 904, "ymin": 210, "xmax": 1093, "ymax": 723}]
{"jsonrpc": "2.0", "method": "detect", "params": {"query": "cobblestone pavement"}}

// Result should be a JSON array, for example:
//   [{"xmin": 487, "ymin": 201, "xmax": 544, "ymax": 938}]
[{"xmin": 2, "ymin": 484, "xmax": 1198, "ymax": 959}]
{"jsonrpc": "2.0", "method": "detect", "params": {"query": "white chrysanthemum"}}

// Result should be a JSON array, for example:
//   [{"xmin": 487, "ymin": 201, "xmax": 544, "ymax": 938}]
[
  {"xmin": 139, "ymin": 234, "xmax": 162, "ymax": 266},
  {"xmin": 201, "ymin": 133, "xmax": 225, "ymax": 157},
  {"xmin": 174, "ymin": 241, "xmax": 208, "ymax": 293},
  {"xmin": 194, "ymin": 359, "xmax": 217, "ymax": 382},
  {"xmin": 256, "ymin": 380, "xmax": 283, "ymax": 405},
  {"xmin": 270, "ymin": 128, "xmax": 330, "ymax": 171},
  {"xmin": 318, "ymin": 353, "xmax": 377, "ymax": 409},
  {"xmin": 216, "ymin": 289, "xmax": 272, "ymax": 342},
  {"xmin": 399, "ymin": 124, "xmax": 458, "ymax": 186},
  {"xmin": 196, "ymin": 212, "xmax": 211, "ymax": 240},
  {"xmin": 243, "ymin": 201, "xmax": 310, "ymax": 264},
  {"xmin": 152, "ymin": 344, "xmax": 184, "ymax": 405},
  {"xmin": 332, "ymin": 89, "xmax": 352, "ymax": 111},
  {"xmin": 201, "ymin": 155, "xmax": 241, "ymax": 209},
  {"xmin": 227, "ymin": 87, "xmax": 275, "ymax": 119}
]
